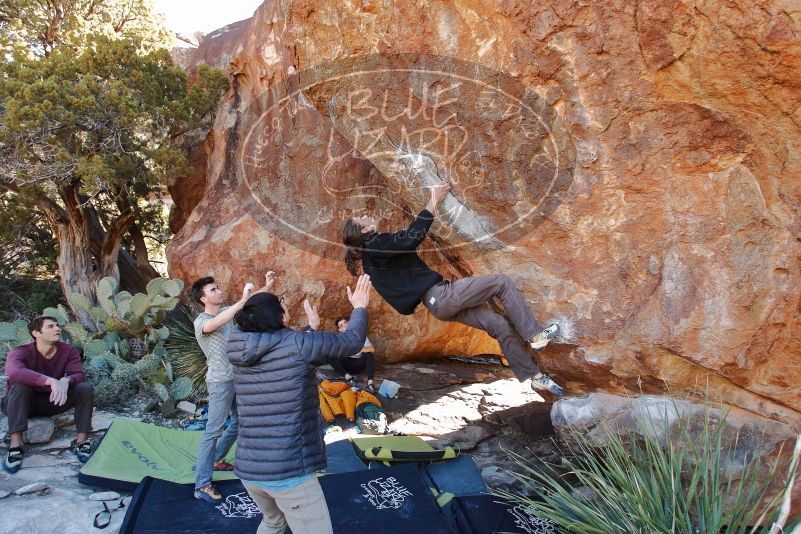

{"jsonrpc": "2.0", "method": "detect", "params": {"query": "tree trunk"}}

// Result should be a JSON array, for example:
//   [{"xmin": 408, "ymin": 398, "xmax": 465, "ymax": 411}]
[
  {"xmin": 117, "ymin": 249, "xmax": 157, "ymax": 294},
  {"xmin": 86, "ymin": 202, "xmax": 159, "ymax": 294},
  {"xmin": 1, "ymin": 181, "xmax": 161, "ymax": 325},
  {"xmin": 53, "ymin": 219, "xmax": 96, "ymax": 329},
  {"xmin": 128, "ymin": 221, "xmax": 160, "ymax": 279},
  {"xmin": 0, "ymin": 181, "xmax": 97, "ymax": 328},
  {"xmin": 95, "ymin": 210, "xmax": 134, "ymax": 286}
]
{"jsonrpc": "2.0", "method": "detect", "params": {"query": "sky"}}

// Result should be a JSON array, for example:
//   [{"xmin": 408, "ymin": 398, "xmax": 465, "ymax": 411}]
[{"xmin": 153, "ymin": 0, "xmax": 264, "ymax": 36}]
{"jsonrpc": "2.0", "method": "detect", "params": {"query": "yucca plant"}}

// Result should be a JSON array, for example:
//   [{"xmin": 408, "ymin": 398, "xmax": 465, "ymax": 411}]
[
  {"xmin": 498, "ymin": 401, "xmax": 800, "ymax": 534},
  {"xmin": 165, "ymin": 306, "xmax": 207, "ymax": 398}
]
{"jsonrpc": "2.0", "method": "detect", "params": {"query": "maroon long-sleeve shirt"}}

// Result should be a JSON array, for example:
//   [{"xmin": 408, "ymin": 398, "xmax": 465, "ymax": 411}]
[{"xmin": 5, "ymin": 342, "xmax": 86, "ymax": 393}]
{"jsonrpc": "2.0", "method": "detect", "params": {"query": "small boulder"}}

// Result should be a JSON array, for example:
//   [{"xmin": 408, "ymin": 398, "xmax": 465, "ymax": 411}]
[
  {"xmin": 42, "ymin": 436, "xmax": 74, "ymax": 450},
  {"xmin": 89, "ymin": 491, "xmax": 121, "ymax": 501},
  {"xmin": 177, "ymin": 401, "xmax": 197, "ymax": 415},
  {"xmin": 91, "ymin": 411, "xmax": 116, "ymax": 432},
  {"xmin": 15, "ymin": 482, "xmax": 50, "ymax": 495},
  {"xmin": 25, "ymin": 418, "xmax": 55, "ymax": 444},
  {"xmin": 54, "ymin": 413, "xmax": 74, "ymax": 428},
  {"xmin": 480, "ymin": 465, "xmax": 517, "ymax": 488}
]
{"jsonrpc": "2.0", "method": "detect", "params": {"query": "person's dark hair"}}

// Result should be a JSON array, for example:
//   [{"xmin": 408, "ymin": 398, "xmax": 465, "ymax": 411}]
[
  {"xmin": 234, "ymin": 293, "xmax": 285, "ymax": 332},
  {"xmin": 343, "ymin": 218, "xmax": 370, "ymax": 276},
  {"xmin": 189, "ymin": 276, "xmax": 215, "ymax": 306},
  {"xmin": 336, "ymin": 317, "xmax": 348, "ymax": 329},
  {"xmin": 28, "ymin": 316, "xmax": 58, "ymax": 337}
]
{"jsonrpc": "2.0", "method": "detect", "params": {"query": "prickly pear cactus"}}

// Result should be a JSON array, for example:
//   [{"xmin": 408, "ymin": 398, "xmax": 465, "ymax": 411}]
[{"xmin": 0, "ymin": 321, "xmax": 33, "ymax": 363}]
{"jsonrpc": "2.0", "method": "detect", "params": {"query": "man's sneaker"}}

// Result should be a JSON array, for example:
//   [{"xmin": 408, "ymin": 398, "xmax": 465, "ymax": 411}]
[
  {"xmin": 531, "ymin": 374, "xmax": 564, "ymax": 396},
  {"xmin": 529, "ymin": 324, "xmax": 559, "ymax": 351},
  {"xmin": 213, "ymin": 460, "xmax": 235, "ymax": 471},
  {"xmin": 72, "ymin": 438, "xmax": 93, "ymax": 463},
  {"xmin": 366, "ymin": 383, "xmax": 376, "ymax": 395},
  {"xmin": 346, "ymin": 377, "xmax": 358, "ymax": 388},
  {"xmin": 3, "ymin": 447, "xmax": 23, "ymax": 474},
  {"xmin": 194, "ymin": 483, "xmax": 222, "ymax": 503}
]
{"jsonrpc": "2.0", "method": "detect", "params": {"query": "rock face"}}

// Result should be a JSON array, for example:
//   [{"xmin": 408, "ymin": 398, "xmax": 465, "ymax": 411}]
[{"xmin": 166, "ymin": 0, "xmax": 801, "ymax": 429}]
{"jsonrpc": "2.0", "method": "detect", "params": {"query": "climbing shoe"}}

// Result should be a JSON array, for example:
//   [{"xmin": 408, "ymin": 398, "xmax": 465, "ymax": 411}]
[
  {"xmin": 72, "ymin": 438, "xmax": 94, "ymax": 463},
  {"xmin": 213, "ymin": 460, "xmax": 235, "ymax": 471},
  {"xmin": 529, "ymin": 324, "xmax": 559, "ymax": 351},
  {"xmin": 194, "ymin": 483, "xmax": 222, "ymax": 503},
  {"xmin": 531, "ymin": 374, "xmax": 564, "ymax": 396},
  {"xmin": 3, "ymin": 447, "xmax": 23, "ymax": 474}
]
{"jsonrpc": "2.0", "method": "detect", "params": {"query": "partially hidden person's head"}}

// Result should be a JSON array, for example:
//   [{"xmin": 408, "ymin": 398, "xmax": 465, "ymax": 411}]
[
  {"xmin": 189, "ymin": 276, "xmax": 224, "ymax": 308},
  {"xmin": 234, "ymin": 293, "xmax": 287, "ymax": 332},
  {"xmin": 336, "ymin": 317, "xmax": 348, "ymax": 332},
  {"xmin": 28, "ymin": 316, "xmax": 61, "ymax": 343},
  {"xmin": 343, "ymin": 215, "xmax": 378, "ymax": 276}
]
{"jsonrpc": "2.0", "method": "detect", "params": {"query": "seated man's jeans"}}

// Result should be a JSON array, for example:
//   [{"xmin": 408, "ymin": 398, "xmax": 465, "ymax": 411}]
[{"xmin": 1, "ymin": 382, "xmax": 94, "ymax": 434}]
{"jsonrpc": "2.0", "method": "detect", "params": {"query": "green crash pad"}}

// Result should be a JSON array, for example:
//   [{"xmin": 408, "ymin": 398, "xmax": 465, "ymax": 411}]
[
  {"xmin": 79, "ymin": 418, "xmax": 237, "ymax": 491},
  {"xmin": 351, "ymin": 435, "xmax": 458, "ymax": 462}
]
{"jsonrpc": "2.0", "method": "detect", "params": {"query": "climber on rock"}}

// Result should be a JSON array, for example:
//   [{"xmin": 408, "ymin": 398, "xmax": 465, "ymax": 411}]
[{"xmin": 342, "ymin": 182, "xmax": 564, "ymax": 396}]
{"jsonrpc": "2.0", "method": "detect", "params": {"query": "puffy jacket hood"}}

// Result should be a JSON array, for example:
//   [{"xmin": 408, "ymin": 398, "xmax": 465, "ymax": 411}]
[{"xmin": 228, "ymin": 328, "xmax": 290, "ymax": 368}]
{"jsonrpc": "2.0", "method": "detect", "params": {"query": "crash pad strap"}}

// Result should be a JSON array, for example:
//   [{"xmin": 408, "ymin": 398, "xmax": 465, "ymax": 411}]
[
  {"xmin": 366, "ymin": 446, "xmax": 457, "ymax": 461},
  {"xmin": 94, "ymin": 499, "xmax": 126, "ymax": 529},
  {"xmin": 351, "ymin": 435, "xmax": 458, "ymax": 462}
]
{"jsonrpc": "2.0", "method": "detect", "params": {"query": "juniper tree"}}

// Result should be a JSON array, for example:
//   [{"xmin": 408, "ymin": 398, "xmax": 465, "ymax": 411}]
[{"xmin": 0, "ymin": 35, "xmax": 227, "ymax": 326}]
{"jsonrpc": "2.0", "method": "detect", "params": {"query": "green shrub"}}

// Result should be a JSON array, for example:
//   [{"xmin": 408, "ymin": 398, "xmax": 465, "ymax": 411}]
[
  {"xmin": 165, "ymin": 306, "xmax": 207, "ymax": 398},
  {"xmin": 498, "ymin": 402, "xmax": 799, "ymax": 534},
  {"xmin": 87, "ymin": 365, "xmax": 137, "ymax": 408},
  {"xmin": 0, "ymin": 277, "xmax": 62, "ymax": 323},
  {"xmin": 0, "ymin": 320, "xmax": 32, "ymax": 366}
]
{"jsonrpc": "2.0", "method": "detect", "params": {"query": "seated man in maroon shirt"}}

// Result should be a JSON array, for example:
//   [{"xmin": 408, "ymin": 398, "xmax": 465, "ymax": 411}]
[{"xmin": 2, "ymin": 316, "xmax": 94, "ymax": 473}]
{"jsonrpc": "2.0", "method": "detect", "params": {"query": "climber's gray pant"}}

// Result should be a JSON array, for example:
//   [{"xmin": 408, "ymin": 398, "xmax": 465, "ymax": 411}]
[{"xmin": 423, "ymin": 274, "xmax": 543, "ymax": 381}]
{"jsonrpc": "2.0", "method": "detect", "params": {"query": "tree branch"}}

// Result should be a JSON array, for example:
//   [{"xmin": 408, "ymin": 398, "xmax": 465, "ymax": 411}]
[
  {"xmin": 98, "ymin": 210, "xmax": 135, "ymax": 278},
  {"xmin": 114, "ymin": 190, "xmax": 159, "ymax": 278},
  {"xmin": 0, "ymin": 179, "xmax": 67, "ymax": 225},
  {"xmin": 58, "ymin": 180, "xmax": 86, "ymax": 227}
]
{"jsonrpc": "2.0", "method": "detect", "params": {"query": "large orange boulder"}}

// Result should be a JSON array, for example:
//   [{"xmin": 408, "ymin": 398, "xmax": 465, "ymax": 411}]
[{"xmin": 167, "ymin": 0, "xmax": 801, "ymax": 430}]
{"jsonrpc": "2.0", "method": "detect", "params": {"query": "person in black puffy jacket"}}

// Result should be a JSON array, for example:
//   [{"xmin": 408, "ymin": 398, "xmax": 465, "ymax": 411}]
[{"xmin": 226, "ymin": 274, "xmax": 372, "ymax": 534}]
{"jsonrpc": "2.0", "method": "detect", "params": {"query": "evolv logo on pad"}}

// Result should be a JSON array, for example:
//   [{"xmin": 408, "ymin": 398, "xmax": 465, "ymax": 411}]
[{"xmin": 121, "ymin": 440, "xmax": 163, "ymax": 471}]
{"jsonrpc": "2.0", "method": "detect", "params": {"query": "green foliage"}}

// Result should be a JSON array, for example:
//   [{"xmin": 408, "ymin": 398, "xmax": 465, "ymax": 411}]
[
  {"xmin": 498, "ymin": 402, "xmax": 797, "ymax": 534},
  {"xmin": 151, "ymin": 367, "xmax": 193, "ymax": 416},
  {"xmin": 86, "ymin": 364, "xmax": 137, "ymax": 409},
  {"xmin": 0, "ymin": 277, "xmax": 62, "ymax": 326},
  {"xmin": 0, "ymin": 30, "xmax": 228, "ymax": 315},
  {"xmin": 165, "ymin": 307, "xmax": 208, "ymax": 397},
  {"xmin": 0, "ymin": 35, "xmax": 228, "ymax": 196},
  {"xmin": 0, "ymin": 194, "xmax": 58, "ymax": 279},
  {"xmin": 68, "ymin": 276, "xmax": 183, "ymax": 345},
  {"xmin": 171, "ymin": 376, "xmax": 193, "ymax": 401},
  {"xmin": 0, "ymin": 0, "xmax": 173, "ymax": 58},
  {"xmin": 41, "ymin": 304, "xmax": 71, "ymax": 325},
  {"xmin": 0, "ymin": 320, "xmax": 32, "ymax": 365},
  {"xmin": 63, "ymin": 276, "xmax": 191, "ymax": 411}
]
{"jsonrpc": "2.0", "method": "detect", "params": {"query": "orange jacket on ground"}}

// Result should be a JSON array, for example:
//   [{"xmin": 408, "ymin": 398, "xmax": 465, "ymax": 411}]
[{"xmin": 318, "ymin": 379, "xmax": 381, "ymax": 422}]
